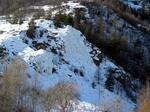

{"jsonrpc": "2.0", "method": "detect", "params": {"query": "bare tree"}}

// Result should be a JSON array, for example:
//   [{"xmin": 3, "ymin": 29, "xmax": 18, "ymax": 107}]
[
  {"xmin": 28, "ymin": 73, "xmax": 42, "ymax": 112},
  {"xmin": 43, "ymin": 82, "xmax": 79, "ymax": 112},
  {"xmin": 0, "ymin": 58, "xmax": 27, "ymax": 112}
]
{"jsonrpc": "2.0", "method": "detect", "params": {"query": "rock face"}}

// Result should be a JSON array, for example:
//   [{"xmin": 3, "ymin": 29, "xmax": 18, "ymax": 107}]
[{"xmin": 84, "ymin": 2, "xmax": 150, "ymax": 82}]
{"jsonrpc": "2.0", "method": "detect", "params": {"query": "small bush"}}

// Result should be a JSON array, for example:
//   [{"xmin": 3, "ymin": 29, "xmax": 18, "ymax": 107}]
[
  {"xmin": 73, "ymin": 10, "xmax": 82, "ymax": 30},
  {"xmin": 84, "ymin": 24, "xmax": 92, "ymax": 39},
  {"xmin": 8, "ymin": 15, "xmax": 19, "ymax": 24},
  {"xmin": 0, "ymin": 46, "xmax": 8, "ymax": 59},
  {"xmin": 32, "ymin": 42, "xmax": 48, "ymax": 50},
  {"xmin": 54, "ymin": 13, "xmax": 74, "ymax": 27},
  {"xmin": 43, "ymin": 82, "xmax": 79, "ymax": 112},
  {"xmin": 8, "ymin": 10, "xmax": 24, "ymax": 24},
  {"xmin": 0, "ymin": 30, "xmax": 4, "ymax": 34},
  {"xmin": 26, "ymin": 19, "xmax": 36, "ymax": 39},
  {"xmin": 105, "ymin": 73, "xmax": 115, "ymax": 92},
  {"xmin": 33, "ymin": 9, "xmax": 45, "ymax": 19},
  {"xmin": 0, "ymin": 58, "xmax": 27, "ymax": 112},
  {"xmin": 45, "ymin": 10, "xmax": 52, "ymax": 20}
]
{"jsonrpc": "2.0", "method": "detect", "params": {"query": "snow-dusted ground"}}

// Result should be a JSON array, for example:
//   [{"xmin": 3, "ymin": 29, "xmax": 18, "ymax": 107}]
[
  {"xmin": 0, "ymin": 1, "xmax": 136, "ymax": 112},
  {"xmin": 123, "ymin": 0, "xmax": 142, "ymax": 10},
  {"xmin": 0, "ymin": 18, "xmax": 135, "ymax": 112},
  {"xmin": 62, "ymin": 1, "xmax": 90, "ymax": 18}
]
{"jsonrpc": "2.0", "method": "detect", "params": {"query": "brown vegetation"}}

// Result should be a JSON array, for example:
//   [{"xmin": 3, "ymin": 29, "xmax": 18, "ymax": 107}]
[
  {"xmin": 82, "ymin": 0, "xmax": 150, "ymax": 34},
  {"xmin": 138, "ymin": 81, "xmax": 150, "ymax": 112},
  {"xmin": 26, "ymin": 18, "xmax": 36, "ymax": 38},
  {"xmin": 0, "ymin": 58, "xmax": 27, "ymax": 112},
  {"xmin": 43, "ymin": 82, "xmax": 79, "ymax": 112},
  {"xmin": 0, "ymin": 58, "xmax": 79, "ymax": 112},
  {"xmin": 0, "ymin": 0, "xmax": 68, "ymax": 15}
]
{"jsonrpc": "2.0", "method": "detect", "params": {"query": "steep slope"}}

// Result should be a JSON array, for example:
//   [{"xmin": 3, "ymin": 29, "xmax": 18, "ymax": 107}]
[
  {"xmin": 0, "ymin": 1, "xmax": 137, "ymax": 112},
  {"xmin": 0, "ymin": 18, "xmax": 136, "ymax": 112},
  {"xmin": 83, "ymin": 0, "xmax": 150, "ymax": 83}
]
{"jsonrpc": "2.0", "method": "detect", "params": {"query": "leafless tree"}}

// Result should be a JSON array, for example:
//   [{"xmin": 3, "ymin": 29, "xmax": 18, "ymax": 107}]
[
  {"xmin": 43, "ymin": 81, "xmax": 79, "ymax": 112},
  {"xmin": 0, "ymin": 58, "xmax": 27, "ymax": 112}
]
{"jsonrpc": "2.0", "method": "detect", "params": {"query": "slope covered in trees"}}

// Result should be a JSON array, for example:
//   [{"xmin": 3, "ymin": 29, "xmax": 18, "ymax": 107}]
[
  {"xmin": 0, "ymin": 0, "xmax": 68, "ymax": 15},
  {"xmin": 0, "ymin": 0, "xmax": 149, "ymax": 112}
]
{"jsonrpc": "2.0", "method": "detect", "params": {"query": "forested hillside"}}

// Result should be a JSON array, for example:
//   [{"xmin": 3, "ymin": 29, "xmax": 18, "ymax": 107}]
[{"xmin": 0, "ymin": 0, "xmax": 149, "ymax": 112}]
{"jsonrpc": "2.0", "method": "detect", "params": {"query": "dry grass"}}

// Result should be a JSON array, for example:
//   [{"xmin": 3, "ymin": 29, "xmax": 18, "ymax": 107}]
[{"xmin": 138, "ymin": 81, "xmax": 150, "ymax": 112}]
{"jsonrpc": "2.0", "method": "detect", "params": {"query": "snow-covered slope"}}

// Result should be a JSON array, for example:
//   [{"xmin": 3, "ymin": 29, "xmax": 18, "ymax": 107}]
[
  {"xmin": 0, "ymin": 1, "xmax": 136, "ymax": 112},
  {"xmin": 0, "ymin": 18, "xmax": 135, "ymax": 112},
  {"xmin": 123, "ymin": 0, "xmax": 150, "ymax": 10},
  {"xmin": 123, "ymin": 0, "xmax": 142, "ymax": 10}
]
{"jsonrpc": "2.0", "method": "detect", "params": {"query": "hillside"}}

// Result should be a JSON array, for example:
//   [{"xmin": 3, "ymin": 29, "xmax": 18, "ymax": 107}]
[{"xmin": 0, "ymin": 0, "xmax": 149, "ymax": 112}]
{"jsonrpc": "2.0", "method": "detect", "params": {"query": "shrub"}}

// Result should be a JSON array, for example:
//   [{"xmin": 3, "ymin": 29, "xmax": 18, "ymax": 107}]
[
  {"xmin": 33, "ymin": 9, "xmax": 45, "ymax": 19},
  {"xmin": 0, "ymin": 46, "xmax": 8, "ymax": 59},
  {"xmin": 0, "ymin": 58, "xmax": 27, "ymax": 112},
  {"xmin": 33, "ymin": 42, "xmax": 48, "ymax": 50},
  {"xmin": 73, "ymin": 10, "xmax": 82, "ymax": 30},
  {"xmin": 8, "ymin": 10, "xmax": 24, "ymax": 24},
  {"xmin": 45, "ymin": 10, "xmax": 52, "ymax": 20},
  {"xmin": 26, "ymin": 19, "xmax": 36, "ymax": 39},
  {"xmin": 66, "ymin": 14, "xmax": 74, "ymax": 26},
  {"xmin": 0, "ymin": 58, "xmax": 79, "ymax": 112},
  {"xmin": 54, "ymin": 13, "xmax": 74, "ymax": 27},
  {"xmin": 105, "ymin": 73, "xmax": 115, "ymax": 92},
  {"xmin": 0, "ymin": 30, "xmax": 4, "ymax": 34},
  {"xmin": 43, "ymin": 82, "xmax": 79, "ymax": 112},
  {"xmin": 84, "ymin": 23, "xmax": 92, "ymax": 39},
  {"xmin": 9, "ymin": 14, "xmax": 19, "ymax": 24},
  {"xmin": 54, "ymin": 13, "xmax": 64, "ymax": 27}
]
